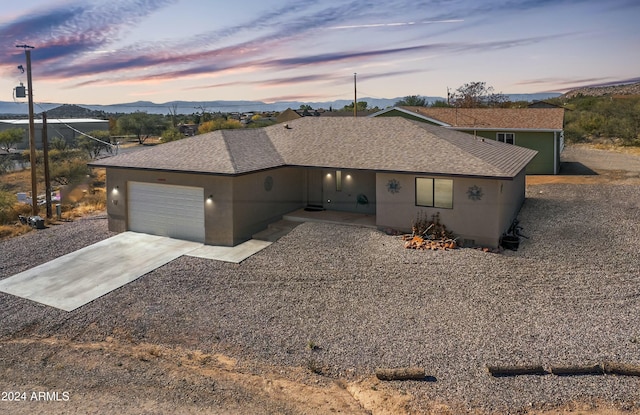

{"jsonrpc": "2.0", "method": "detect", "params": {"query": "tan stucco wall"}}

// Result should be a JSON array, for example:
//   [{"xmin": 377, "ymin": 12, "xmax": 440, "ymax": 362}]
[
  {"xmin": 376, "ymin": 172, "xmax": 526, "ymax": 247},
  {"xmin": 104, "ymin": 168, "xmax": 235, "ymax": 246},
  {"xmin": 104, "ymin": 166, "xmax": 526, "ymax": 249},
  {"xmin": 232, "ymin": 167, "xmax": 305, "ymax": 244},
  {"xmin": 497, "ymin": 169, "xmax": 526, "ymax": 233}
]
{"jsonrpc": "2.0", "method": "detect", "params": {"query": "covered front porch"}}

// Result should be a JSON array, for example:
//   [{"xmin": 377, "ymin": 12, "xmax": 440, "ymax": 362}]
[
  {"xmin": 250, "ymin": 208, "xmax": 376, "ymax": 243},
  {"xmin": 283, "ymin": 208, "xmax": 376, "ymax": 228},
  {"xmin": 304, "ymin": 168, "xmax": 377, "ymax": 215}
]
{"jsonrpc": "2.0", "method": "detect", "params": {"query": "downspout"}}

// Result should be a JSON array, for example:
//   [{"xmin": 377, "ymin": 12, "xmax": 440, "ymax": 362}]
[{"xmin": 553, "ymin": 131, "xmax": 558, "ymax": 175}]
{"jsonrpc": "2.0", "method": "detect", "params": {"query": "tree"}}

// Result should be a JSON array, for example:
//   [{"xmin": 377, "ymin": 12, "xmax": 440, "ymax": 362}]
[
  {"xmin": 299, "ymin": 104, "xmax": 312, "ymax": 110},
  {"xmin": 167, "ymin": 103, "xmax": 179, "ymax": 127},
  {"xmin": 395, "ymin": 95, "xmax": 428, "ymax": 107},
  {"xmin": 116, "ymin": 112, "xmax": 167, "ymax": 144},
  {"xmin": 342, "ymin": 101, "xmax": 368, "ymax": 112},
  {"xmin": 0, "ymin": 128, "xmax": 25, "ymax": 152},
  {"xmin": 450, "ymin": 81, "xmax": 508, "ymax": 108},
  {"xmin": 77, "ymin": 130, "xmax": 112, "ymax": 159},
  {"xmin": 50, "ymin": 158, "xmax": 90, "ymax": 186},
  {"xmin": 431, "ymin": 100, "xmax": 452, "ymax": 108},
  {"xmin": 160, "ymin": 126, "xmax": 184, "ymax": 142}
]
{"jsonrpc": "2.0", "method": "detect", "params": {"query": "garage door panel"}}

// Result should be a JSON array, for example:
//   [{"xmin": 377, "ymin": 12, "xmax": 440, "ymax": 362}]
[{"xmin": 128, "ymin": 182, "xmax": 205, "ymax": 243}]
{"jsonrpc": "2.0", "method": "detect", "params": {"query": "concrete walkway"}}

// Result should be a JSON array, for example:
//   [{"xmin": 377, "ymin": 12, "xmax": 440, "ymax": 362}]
[
  {"xmin": 187, "ymin": 239, "xmax": 272, "ymax": 263},
  {"xmin": 0, "ymin": 232, "xmax": 271, "ymax": 312}
]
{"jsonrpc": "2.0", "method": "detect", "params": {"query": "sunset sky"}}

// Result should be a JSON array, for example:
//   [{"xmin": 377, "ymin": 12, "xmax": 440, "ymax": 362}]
[{"xmin": 0, "ymin": 0, "xmax": 638, "ymax": 106}]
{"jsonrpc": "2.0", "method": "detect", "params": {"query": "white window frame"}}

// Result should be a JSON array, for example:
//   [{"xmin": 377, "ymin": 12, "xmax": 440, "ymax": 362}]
[
  {"xmin": 497, "ymin": 132, "xmax": 515, "ymax": 145},
  {"xmin": 415, "ymin": 177, "xmax": 453, "ymax": 209}
]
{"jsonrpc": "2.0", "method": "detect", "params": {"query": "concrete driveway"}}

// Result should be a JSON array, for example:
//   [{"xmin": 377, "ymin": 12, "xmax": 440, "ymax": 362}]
[{"xmin": 0, "ymin": 232, "xmax": 271, "ymax": 312}]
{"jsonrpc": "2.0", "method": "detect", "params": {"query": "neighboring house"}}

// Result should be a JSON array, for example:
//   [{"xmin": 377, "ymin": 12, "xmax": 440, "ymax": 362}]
[
  {"xmin": 527, "ymin": 100, "xmax": 565, "ymax": 109},
  {"xmin": 275, "ymin": 108, "xmax": 302, "ymax": 124},
  {"xmin": 90, "ymin": 117, "xmax": 537, "ymax": 248},
  {"xmin": 371, "ymin": 107, "xmax": 565, "ymax": 174},
  {"xmin": 178, "ymin": 123, "xmax": 198, "ymax": 137},
  {"xmin": 275, "ymin": 107, "xmax": 376, "ymax": 124},
  {"xmin": 0, "ymin": 118, "xmax": 109, "ymax": 150}
]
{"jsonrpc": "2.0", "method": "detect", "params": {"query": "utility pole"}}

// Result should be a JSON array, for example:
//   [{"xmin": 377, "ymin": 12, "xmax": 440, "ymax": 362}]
[
  {"xmin": 42, "ymin": 112, "xmax": 52, "ymax": 218},
  {"xmin": 353, "ymin": 73, "xmax": 357, "ymax": 118},
  {"xmin": 16, "ymin": 44, "xmax": 38, "ymax": 215}
]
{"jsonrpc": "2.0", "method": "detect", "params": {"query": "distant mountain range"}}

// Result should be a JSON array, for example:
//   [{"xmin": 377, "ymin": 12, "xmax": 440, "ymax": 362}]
[
  {"xmin": 0, "ymin": 93, "xmax": 562, "ymax": 117},
  {"xmin": 561, "ymin": 81, "xmax": 640, "ymax": 99}
]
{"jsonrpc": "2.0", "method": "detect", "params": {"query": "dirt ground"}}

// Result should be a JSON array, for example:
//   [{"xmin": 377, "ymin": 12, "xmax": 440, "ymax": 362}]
[
  {"xmin": 2, "ymin": 144, "xmax": 640, "ymax": 415},
  {"xmin": 2, "ymin": 338, "xmax": 637, "ymax": 415}
]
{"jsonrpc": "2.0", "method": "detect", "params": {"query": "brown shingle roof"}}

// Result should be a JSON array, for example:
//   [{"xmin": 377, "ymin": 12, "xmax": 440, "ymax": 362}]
[
  {"xmin": 397, "ymin": 107, "xmax": 565, "ymax": 130},
  {"xmin": 89, "ymin": 133, "xmax": 236, "ymax": 173},
  {"xmin": 91, "ymin": 117, "xmax": 537, "ymax": 179}
]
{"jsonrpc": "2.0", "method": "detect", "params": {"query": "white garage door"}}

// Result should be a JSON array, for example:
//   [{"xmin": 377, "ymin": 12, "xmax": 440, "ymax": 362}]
[{"xmin": 128, "ymin": 182, "xmax": 205, "ymax": 243}]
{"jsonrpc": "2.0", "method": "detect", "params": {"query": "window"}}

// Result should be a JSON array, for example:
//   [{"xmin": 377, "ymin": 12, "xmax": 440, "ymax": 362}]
[
  {"xmin": 416, "ymin": 178, "xmax": 453, "ymax": 208},
  {"xmin": 497, "ymin": 132, "xmax": 515, "ymax": 145},
  {"xmin": 335, "ymin": 170, "xmax": 342, "ymax": 191}
]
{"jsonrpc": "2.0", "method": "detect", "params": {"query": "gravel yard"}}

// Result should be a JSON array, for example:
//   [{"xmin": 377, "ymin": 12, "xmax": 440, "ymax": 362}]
[{"xmin": 1, "ymin": 148, "xmax": 640, "ymax": 414}]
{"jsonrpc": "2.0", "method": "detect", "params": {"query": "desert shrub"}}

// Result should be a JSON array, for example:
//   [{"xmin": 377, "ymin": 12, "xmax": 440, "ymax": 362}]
[
  {"xmin": 411, "ymin": 211, "xmax": 455, "ymax": 240},
  {"xmin": 160, "ymin": 127, "xmax": 184, "ymax": 142},
  {"xmin": 0, "ymin": 190, "xmax": 17, "ymax": 224},
  {"xmin": 562, "ymin": 95, "xmax": 640, "ymax": 146},
  {"xmin": 197, "ymin": 119, "xmax": 242, "ymax": 134},
  {"xmin": 76, "ymin": 196, "xmax": 106, "ymax": 215},
  {"xmin": 12, "ymin": 202, "xmax": 34, "ymax": 217},
  {"xmin": 48, "ymin": 148, "xmax": 86, "ymax": 162},
  {"xmin": 0, "ymin": 192, "xmax": 34, "ymax": 225},
  {"xmin": 0, "ymin": 224, "xmax": 31, "ymax": 239},
  {"xmin": 563, "ymin": 122, "xmax": 588, "ymax": 143},
  {"xmin": 50, "ymin": 137, "xmax": 69, "ymax": 151},
  {"xmin": 20, "ymin": 149, "xmax": 44, "ymax": 168},
  {"xmin": 0, "ymin": 156, "xmax": 15, "ymax": 174},
  {"xmin": 91, "ymin": 168, "xmax": 106, "ymax": 188}
]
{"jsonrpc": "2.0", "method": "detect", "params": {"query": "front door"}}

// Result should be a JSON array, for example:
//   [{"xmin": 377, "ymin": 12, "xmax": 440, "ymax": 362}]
[{"xmin": 306, "ymin": 169, "xmax": 323, "ymax": 208}]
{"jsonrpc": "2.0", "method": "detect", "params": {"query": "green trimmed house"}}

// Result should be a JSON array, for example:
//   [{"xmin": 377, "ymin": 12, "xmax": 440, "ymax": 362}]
[{"xmin": 371, "ymin": 107, "xmax": 565, "ymax": 174}]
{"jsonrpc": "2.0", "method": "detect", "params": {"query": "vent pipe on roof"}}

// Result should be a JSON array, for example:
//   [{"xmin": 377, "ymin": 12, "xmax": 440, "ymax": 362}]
[{"xmin": 353, "ymin": 73, "xmax": 357, "ymax": 118}]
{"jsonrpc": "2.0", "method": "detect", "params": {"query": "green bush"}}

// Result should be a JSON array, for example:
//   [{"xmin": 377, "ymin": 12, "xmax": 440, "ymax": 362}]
[
  {"xmin": 0, "ymin": 156, "xmax": 15, "ymax": 174},
  {"xmin": 0, "ymin": 191, "xmax": 17, "ymax": 224},
  {"xmin": 562, "ymin": 95, "xmax": 640, "ymax": 145},
  {"xmin": 50, "ymin": 158, "xmax": 90, "ymax": 186},
  {"xmin": 160, "ymin": 127, "xmax": 184, "ymax": 142},
  {"xmin": 50, "ymin": 137, "xmax": 68, "ymax": 151},
  {"xmin": 48, "ymin": 148, "xmax": 86, "ymax": 162}
]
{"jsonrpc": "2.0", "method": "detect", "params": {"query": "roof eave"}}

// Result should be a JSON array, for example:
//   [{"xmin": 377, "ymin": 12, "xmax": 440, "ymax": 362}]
[
  {"xmin": 93, "ymin": 163, "xmax": 524, "ymax": 181},
  {"xmin": 369, "ymin": 106, "xmax": 451, "ymax": 126},
  {"xmin": 450, "ymin": 127, "xmax": 563, "ymax": 132}
]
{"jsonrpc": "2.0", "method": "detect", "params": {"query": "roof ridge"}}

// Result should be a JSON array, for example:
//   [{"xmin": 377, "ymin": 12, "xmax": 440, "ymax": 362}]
[{"xmin": 220, "ymin": 130, "xmax": 239, "ymax": 173}]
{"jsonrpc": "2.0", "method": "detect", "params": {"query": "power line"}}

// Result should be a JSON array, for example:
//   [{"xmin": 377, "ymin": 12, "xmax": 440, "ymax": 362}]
[{"xmin": 34, "ymin": 102, "xmax": 118, "ymax": 153}]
